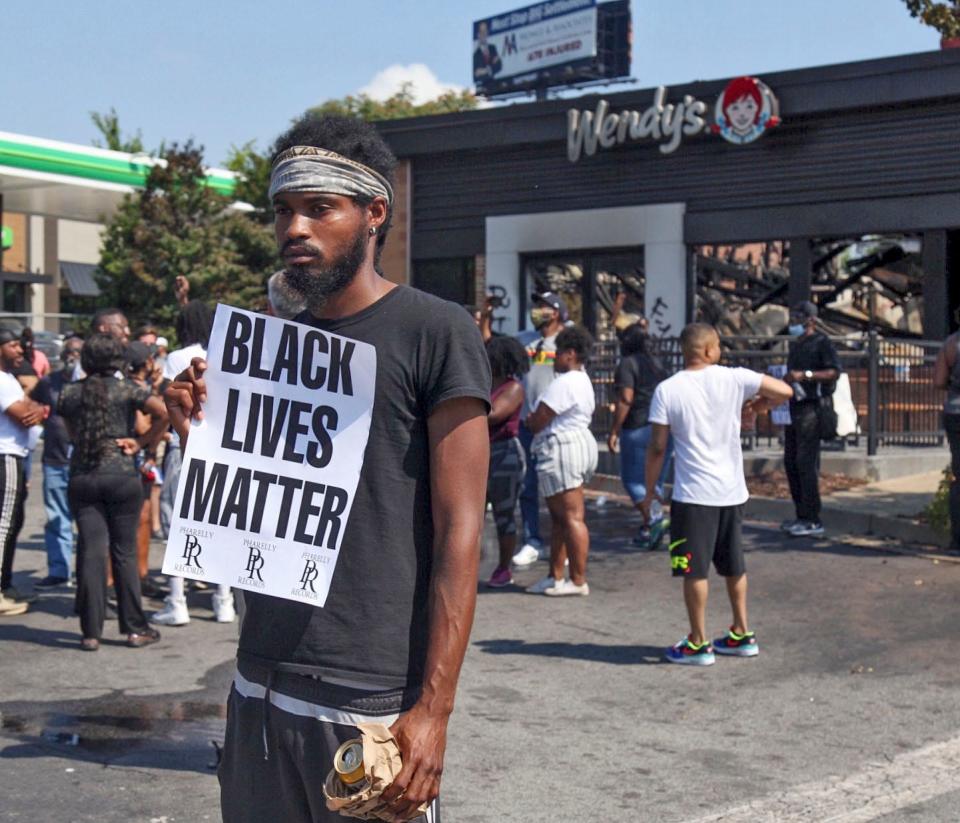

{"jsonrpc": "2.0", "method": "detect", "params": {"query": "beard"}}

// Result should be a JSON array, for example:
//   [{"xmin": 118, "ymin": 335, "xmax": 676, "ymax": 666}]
[{"xmin": 283, "ymin": 223, "xmax": 369, "ymax": 312}]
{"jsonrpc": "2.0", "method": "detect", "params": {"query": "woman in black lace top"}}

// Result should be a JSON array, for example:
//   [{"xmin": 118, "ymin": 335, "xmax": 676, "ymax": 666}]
[{"xmin": 58, "ymin": 334, "xmax": 169, "ymax": 651}]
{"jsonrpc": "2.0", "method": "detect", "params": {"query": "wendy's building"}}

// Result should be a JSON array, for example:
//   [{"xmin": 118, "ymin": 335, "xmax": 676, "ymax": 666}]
[{"xmin": 376, "ymin": 49, "xmax": 960, "ymax": 340}]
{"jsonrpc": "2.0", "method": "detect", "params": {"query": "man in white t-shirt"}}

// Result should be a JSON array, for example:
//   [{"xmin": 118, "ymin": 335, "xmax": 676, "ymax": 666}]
[
  {"xmin": 524, "ymin": 325, "xmax": 598, "ymax": 597},
  {"xmin": 643, "ymin": 324, "xmax": 792, "ymax": 665},
  {"xmin": 0, "ymin": 329, "xmax": 49, "ymax": 615}
]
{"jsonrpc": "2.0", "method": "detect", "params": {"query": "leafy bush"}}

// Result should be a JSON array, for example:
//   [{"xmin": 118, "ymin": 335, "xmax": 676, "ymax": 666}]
[{"xmin": 925, "ymin": 466, "xmax": 952, "ymax": 535}]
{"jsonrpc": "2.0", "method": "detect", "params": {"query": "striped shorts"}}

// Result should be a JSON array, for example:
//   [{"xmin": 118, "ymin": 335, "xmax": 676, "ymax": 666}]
[{"xmin": 532, "ymin": 429, "xmax": 599, "ymax": 499}]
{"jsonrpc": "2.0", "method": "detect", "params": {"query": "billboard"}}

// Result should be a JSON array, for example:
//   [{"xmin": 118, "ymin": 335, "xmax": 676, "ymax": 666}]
[{"xmin": 474, "ymin": 0, "xmax": 607, "ymax": 96}]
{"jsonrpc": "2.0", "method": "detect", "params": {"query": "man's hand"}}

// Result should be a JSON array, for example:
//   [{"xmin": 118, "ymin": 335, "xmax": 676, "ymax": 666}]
[
  {"xmin": 607, "ymin": 431, "xmax": 620, "ymax": 454},
  {"xmin": 638, "ymin": 491, "xmax": 662, "ymax": 525},
  {"xmin": 163, "ymin": 358, "xmax": 207, "ymax": 446},
  {"xmin": 743, "ymin": 395, "xmax": 778, "ymax": 416},
  {"xmin": 381, "ymin": 706, "xmax": 448, "ymax": 820},
  {"xmin": 785, "ymin": 370, "xmax": 803, "ymax": 384},
  {"xmin": 115, "ymin": 437, "xmax": 140, "ymax": 456}
]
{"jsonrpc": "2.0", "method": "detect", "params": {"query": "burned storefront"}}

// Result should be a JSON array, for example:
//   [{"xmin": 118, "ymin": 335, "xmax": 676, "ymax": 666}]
[{"xmin": 376, "ymin": 49, "xmax": 960, "ymax": 344}]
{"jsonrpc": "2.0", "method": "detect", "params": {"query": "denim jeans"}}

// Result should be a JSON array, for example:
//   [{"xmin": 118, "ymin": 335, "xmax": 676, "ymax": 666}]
[
  {"xmin": 944, "ymin": 414, "xmax": 960, "ymax": 549},
  {"xmin": 518, "ymin": 422, "xmax": 542, "ymax": 545},
  {"xmin": 619, "ymin": 425, "xmax": 673, "ymax": 505},
  {"xmin": 42, "ymin": 463, "xmax": 73, "ymax": 580}
]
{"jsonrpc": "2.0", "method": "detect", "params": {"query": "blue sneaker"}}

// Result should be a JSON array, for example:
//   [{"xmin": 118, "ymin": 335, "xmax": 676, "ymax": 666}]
[
  {"xmin": 647, "ymin": 517, "xmax": 671, "ymax": 551},
  {"xmin": 713, "ymin": 627, "xmax": 759, "ymax": 657},
  {"xmin": 632, "ymin": 527, "xmax": 651, "ymax": 549},
  {"xmin": 665, "ymin": 636, "xmax": 715, "ymax": 666}
]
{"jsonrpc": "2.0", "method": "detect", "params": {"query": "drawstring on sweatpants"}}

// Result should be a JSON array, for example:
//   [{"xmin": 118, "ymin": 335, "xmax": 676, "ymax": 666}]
[{"xmin": 261, "ymin": 669, "xmax": 275, "ymax": 761}]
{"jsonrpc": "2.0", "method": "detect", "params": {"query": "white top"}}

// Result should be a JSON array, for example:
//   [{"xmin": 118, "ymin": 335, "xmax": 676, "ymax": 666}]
[
  {"xmin": 0, "ymin": 371, "xmax": 30, "ymax": 457},
  {"xmin": 535, "ymin": 369, "xmax": 596, "ymax": 437},
  {"xmin": 648, "ymin": 365, "xmax": 763, "ymax": 506},
  {"xmin": 163, "ymin": 343, "xmax": 207, "ymax": 381}
]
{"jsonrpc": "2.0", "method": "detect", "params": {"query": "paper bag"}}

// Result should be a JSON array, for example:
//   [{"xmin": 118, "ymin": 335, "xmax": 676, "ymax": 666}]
[{"xmin": 323, "ymin": 723, "xmax": 428, "ymax": 822}]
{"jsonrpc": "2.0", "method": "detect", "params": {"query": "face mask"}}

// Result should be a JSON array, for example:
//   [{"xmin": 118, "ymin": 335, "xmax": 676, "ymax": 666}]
[
  {"xmin": 530, "ymin": 307, "xmax": 553, "ymax": 329},
  {"xmin": 788, "ymin": 324, "xmax": 804, "ymax": 337}
]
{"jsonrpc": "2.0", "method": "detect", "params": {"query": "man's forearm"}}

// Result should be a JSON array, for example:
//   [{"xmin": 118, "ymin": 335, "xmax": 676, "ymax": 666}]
[
  {"xmin": 645, "ymin": 448, "xmax": 666, "ymax": 499},
  {"xmin": 418, "ymin": 526, "xmax": 480, "ymax": 717}
]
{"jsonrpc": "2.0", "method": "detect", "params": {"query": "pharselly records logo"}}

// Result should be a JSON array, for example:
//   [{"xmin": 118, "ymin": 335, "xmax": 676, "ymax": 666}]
[
  {"xmin": 175, "ymin": 533, "xmax": 204, "ymax": 575},
  {"xmin": 567, "ymin": 75, "xmax": 780, "ymax": 161}
]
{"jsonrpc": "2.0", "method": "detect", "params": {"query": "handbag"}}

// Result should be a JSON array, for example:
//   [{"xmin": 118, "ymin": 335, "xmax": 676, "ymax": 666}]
[{"xmin": 817, "ymin": 395, "xmax": 838, "ymax": 441}]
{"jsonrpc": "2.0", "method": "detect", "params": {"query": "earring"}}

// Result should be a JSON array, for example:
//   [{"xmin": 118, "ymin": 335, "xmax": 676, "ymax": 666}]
[{"xmin": 369, "ymin": 226, "xmax": 377, "ymax": 236}]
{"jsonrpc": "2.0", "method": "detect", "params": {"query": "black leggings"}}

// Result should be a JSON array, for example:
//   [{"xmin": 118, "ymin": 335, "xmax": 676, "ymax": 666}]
[{"xmin": 69, "ymin": 471, "xmax": 148, "ymax": 639}]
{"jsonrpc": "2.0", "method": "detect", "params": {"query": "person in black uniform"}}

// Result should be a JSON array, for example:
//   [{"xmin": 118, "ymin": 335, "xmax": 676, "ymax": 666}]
[{"xmin": 782, "ymin": 302, "xmax": 841, "ymax": 538}]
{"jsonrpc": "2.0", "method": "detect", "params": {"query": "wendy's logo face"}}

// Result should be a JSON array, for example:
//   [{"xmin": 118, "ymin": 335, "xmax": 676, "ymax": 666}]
[
  {"xmin": 713, "ymin": 76, "xmax": 780, "ymax": 146},
  {"xmin": 726, "ymin": 94, "xmax": 759, "ymax": 133}
]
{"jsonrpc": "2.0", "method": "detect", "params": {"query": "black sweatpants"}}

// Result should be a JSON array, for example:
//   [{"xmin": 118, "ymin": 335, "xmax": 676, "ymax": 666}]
[
  {"xmin": 220, "ymin": 661, "xmax": 437, "ymax": 823},
  {"xmin": 69, "ymin": 470, "xmax": 149, "ymax": 639},
  {"xmin": 784, "ymin": 402, "xmax": 822, "ymax": 522},
  {"xmin": 0, "ymin": 454, "xmax": 26, "ymax": 591}
]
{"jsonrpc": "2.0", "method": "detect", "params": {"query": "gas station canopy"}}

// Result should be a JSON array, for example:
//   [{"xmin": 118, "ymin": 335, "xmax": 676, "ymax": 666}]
[{"xmin": 0, "ymin": 131, "xmax": 238, "ymax": 222}]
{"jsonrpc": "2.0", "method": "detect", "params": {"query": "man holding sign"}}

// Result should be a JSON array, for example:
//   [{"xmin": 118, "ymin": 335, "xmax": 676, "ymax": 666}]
[{"xmin": 165, "ymin": 115, "xmax": 490, "ymax": 823}]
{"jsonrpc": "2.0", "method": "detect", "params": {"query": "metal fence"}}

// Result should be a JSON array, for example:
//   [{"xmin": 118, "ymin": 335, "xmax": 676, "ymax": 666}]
[{"xmin": 590, "ymin": 333, "xmax": 946, "ymax": 454}]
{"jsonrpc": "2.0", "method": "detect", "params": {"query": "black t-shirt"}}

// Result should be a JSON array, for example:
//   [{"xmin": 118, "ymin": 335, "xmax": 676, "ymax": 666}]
[
  {"xmin": 614, "ymin": 352, "xmax": 667, "ymax": 429},
  {"xmin": 58, "ymin": 376, "xmax": 152, "ymax": 474},
  {"xmin": 238, "ymin": 285, "xmax": 492, "ymax": 689},
  {"xmin": 32, "ymin": 370, "xmax": 71, "ymax": 466},
  {"xmin": 787, "ymin": 332, "xmax": 842, "ymax": 404}
]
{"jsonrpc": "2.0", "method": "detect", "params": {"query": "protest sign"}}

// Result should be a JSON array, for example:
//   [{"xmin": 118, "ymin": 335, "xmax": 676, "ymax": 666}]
[{"xmin": 162, "ymin": 305, "xmax": 376, "ymax": 608}]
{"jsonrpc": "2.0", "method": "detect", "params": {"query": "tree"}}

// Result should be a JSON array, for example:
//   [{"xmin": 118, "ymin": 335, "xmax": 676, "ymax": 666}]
[
  {"xmin": 903, "ymin": 0, "xmax": 960, "ymax": 38},
  {"xmin": 90, "ymin": 107, "xmax": 146, "ymax": 154},
  {"xmin": 97, "ymin": 142, "xmax": 276, "ymax": 339},
  {"xmin": 225, "ymin": 84, "xmax": 478, "ymax": 221},
  {"xmin": 306, "ymin": 83, "xmax": 478, "ymax": 121}
]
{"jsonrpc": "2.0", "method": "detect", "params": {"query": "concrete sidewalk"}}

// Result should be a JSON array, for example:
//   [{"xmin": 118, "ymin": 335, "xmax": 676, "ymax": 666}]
[{"xmin": 591, "ymin": 469, "xmax": 951, "ymax": 550}]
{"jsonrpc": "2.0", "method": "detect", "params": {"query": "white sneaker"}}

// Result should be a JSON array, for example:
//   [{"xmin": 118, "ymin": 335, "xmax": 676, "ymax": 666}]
[
  {"xmin": 544, "ymin": 579, "xmax": 590, "ymax": 597},
  {"xmin": 213, "ymin": 593, "xmax": 236, "ymax": 623},
  {"xmin": 151, "ymin": 596, "xmax": 189, "ymax": 626},
  {"xmin": 788, "ymin": 521, "xmax": 825, "ymax": 538},
  {"xmin": 512, "ymin": 543, "xmax": 541, "ymax": 568},
  {"xmin": 525, "ymin": 575, "xmax": 560, "ymax": 594}
]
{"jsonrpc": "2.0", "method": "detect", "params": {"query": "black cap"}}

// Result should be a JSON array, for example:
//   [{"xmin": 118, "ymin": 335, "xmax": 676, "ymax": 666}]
[
  {"xmin": 790, "ymin": 300, "xmax": 818, "ymax": 320},
  {"xmin": 0, "ymin": 329, "xmax": 19, "ymax": 345},
  {"xmin": 126, "ymin": 341, "xmax": 152, "ymax": 370},
  {"xmin": 531, "ymin": 291, "xmax": 570, "ymax": 322}
]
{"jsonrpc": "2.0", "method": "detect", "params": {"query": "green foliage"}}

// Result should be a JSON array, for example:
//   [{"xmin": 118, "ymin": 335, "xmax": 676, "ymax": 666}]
[
  {"xmin": 90, "ymin": 108, "xmax": 146, "ymax": 154},
  {"xmin": 307, "ymin": 83, "xmax": 478, "ymax": 121},
  {"xmin": 226, "ymin": 85, "xmax": 477, "ymax": 220},
  {"xmin": 924, "ymin": 465, "xmax": 952, "ymax": 535},
  {"xmin": 226, "ymin": 140, "xmax": 274, "ymax": 224},
  {"xmin": 903, "ymin": 0, "xmax": 960, "ymax": 37},
  {"xmin": 97, "ymin": 142, "xmax": 276, "ymax": 341}
]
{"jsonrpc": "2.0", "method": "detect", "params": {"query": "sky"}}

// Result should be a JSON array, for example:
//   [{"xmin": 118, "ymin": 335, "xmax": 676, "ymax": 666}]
[{"xmin": 3, "ymin": 0, "xmax": 941, "ymax": 167}]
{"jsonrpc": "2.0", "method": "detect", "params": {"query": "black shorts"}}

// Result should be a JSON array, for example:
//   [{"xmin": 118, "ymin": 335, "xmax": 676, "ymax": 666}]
[{"xmin": 669, "ymin": 500, "xmax": 745, "ymax": 579}]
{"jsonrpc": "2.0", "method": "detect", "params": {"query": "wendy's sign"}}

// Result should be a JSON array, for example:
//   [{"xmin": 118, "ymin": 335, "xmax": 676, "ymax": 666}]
[{"xmin": 567, "ymin": 76, "xmax": 780, "ymax": 161}]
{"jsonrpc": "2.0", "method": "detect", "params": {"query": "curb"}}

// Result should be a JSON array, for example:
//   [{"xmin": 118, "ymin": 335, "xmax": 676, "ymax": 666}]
[
  {"xmin": 744, "ymin": 496, "xmax": 949, "ymax": 550},
  {"xmin": 588, "ymin": 474, "xmax": 949, "ymax": 550}
]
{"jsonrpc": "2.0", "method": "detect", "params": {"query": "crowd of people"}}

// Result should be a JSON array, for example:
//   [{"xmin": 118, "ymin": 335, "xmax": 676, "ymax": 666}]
[
  {"xmin": 0, "ymin": 271, "xmax": 308, "ymax": 649},
  {"xmin": 474, "ymin": 288, "xmax": 859, "ymax": 664},
  {"xmin": 0, "ymin": 113, "xmax": 913, "ymax": 820}
]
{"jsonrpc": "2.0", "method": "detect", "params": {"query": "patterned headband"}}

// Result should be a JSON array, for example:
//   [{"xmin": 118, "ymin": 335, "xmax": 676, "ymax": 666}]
[{"xmin": 268, "ymin": 146, "xmax": 394, "ymax": 205}]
